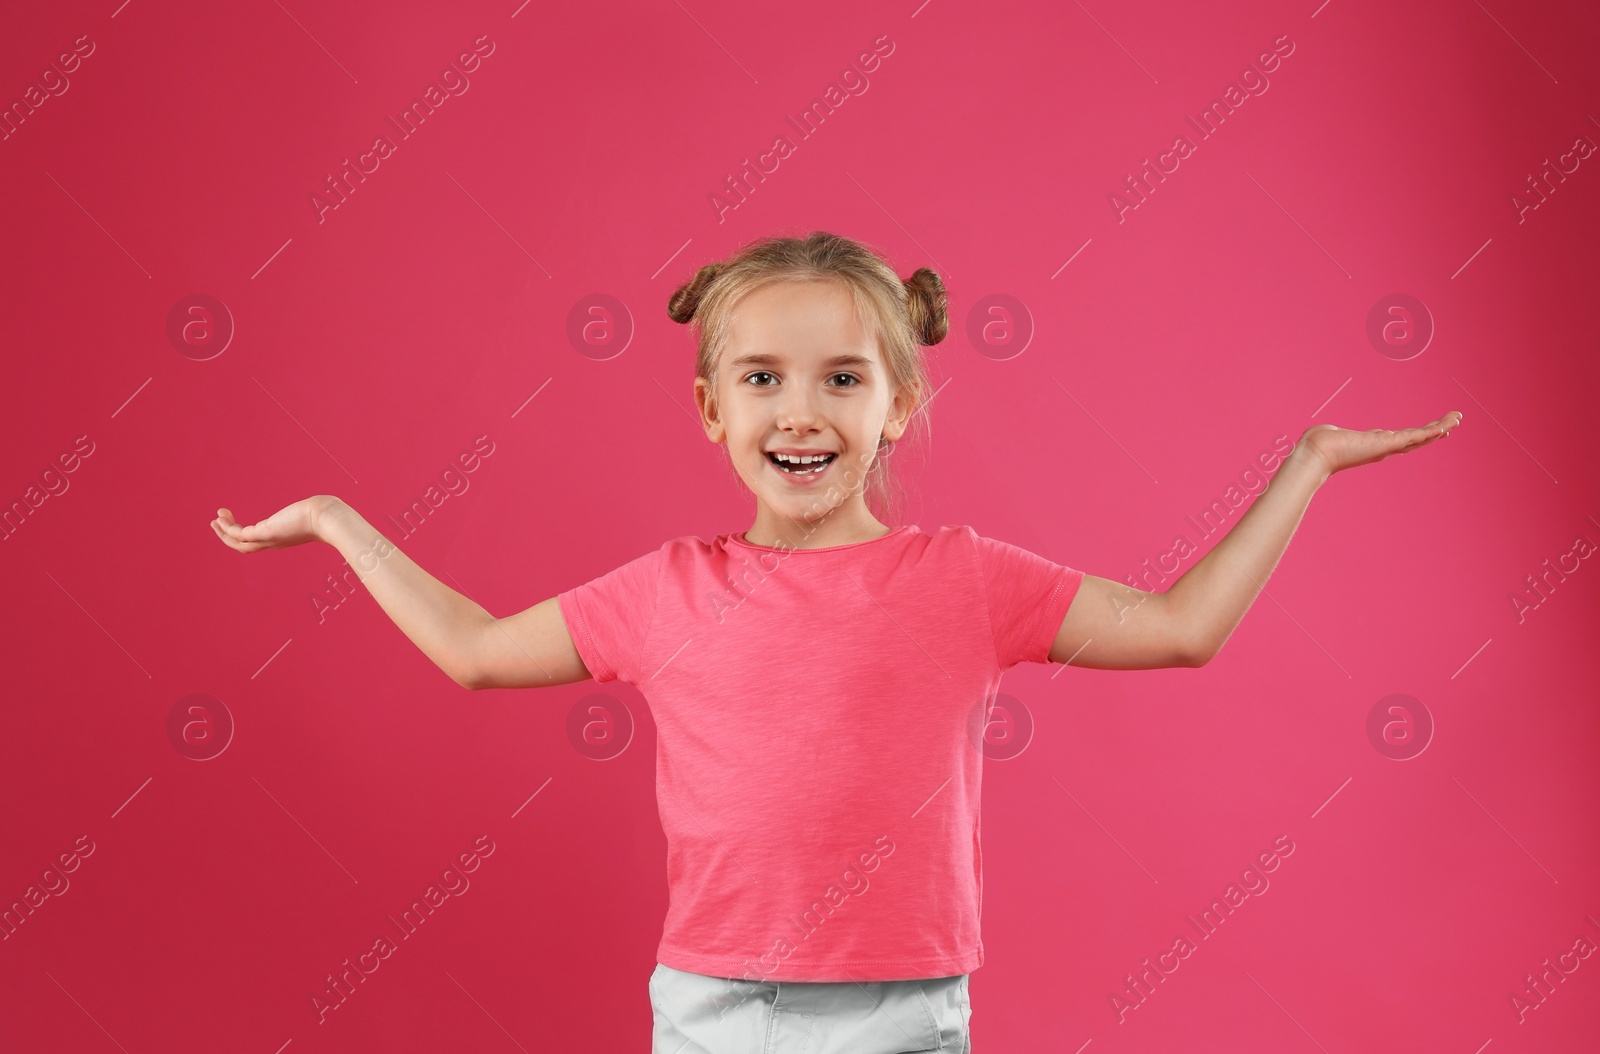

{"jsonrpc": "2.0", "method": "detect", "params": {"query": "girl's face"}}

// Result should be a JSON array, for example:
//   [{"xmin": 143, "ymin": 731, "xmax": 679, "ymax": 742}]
[{"xmin": 693, "ymin": 279, "xmax": 913, "ymax": 544}]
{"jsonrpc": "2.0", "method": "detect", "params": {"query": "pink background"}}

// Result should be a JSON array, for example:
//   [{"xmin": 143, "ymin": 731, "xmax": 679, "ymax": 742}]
[{"xmin": 4, "ymin": 0, "xmax": 1598, "ymax": 1051}]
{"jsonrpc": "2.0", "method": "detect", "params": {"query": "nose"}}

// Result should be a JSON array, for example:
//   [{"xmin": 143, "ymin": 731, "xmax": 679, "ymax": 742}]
[{"xmin": 775, "ymin": 385, "xmax": 822, "ymax": 435}]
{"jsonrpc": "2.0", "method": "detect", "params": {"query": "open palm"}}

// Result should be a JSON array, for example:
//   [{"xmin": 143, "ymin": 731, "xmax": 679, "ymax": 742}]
[{"xmin": 1299, "ymin": 411, "xmax": 1462, "ymax": 476}]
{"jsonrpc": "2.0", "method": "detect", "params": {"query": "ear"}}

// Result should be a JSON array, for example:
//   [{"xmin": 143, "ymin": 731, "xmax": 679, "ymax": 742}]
[
  {"xmin": 881, "ymin": 381, "xmax": 917, "ymax": 443},
  {"xmin": 693, "ymin": 376, "xmax": 726, "ymax": 444}
]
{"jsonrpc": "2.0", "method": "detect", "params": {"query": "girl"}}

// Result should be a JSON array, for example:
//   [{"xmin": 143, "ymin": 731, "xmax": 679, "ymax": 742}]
[{"xmin": 212, "ymin": 231, "xmax": 1461, "ymax": 1053}]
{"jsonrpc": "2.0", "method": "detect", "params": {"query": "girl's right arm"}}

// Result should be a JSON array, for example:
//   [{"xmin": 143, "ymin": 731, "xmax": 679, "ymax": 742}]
[{"xmin": 211, "ymin": 495, "xmax": 592, "ymax": 690}]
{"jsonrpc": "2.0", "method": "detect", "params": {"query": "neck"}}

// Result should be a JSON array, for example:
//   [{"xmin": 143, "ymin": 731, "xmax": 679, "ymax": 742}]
[{"xmin": 744, "ymin": 499, "xmax": 892, "ymax": 550}]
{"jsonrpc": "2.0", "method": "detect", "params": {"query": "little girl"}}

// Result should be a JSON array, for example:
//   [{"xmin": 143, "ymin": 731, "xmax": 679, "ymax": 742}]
[{"xmin": 212, "ymin": 230, "xmax": 1461, "ymax": 1053}]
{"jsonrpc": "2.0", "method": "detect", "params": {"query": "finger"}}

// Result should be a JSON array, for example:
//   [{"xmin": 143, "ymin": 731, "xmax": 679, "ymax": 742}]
[{"xmin": 211, "ymin": 520, "xmax": 251, "ymax": 552}]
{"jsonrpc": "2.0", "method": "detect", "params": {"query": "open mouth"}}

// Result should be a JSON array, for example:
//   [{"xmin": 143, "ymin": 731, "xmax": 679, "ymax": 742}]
[{"xmin": 765, "ymin": 451, "xmax": 837, "ymax": 477}]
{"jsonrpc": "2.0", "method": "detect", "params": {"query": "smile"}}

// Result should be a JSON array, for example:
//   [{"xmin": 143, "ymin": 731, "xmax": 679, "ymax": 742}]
[{"xmin": 765, "ymin": 451, "xmax": 837, "ymax": 480}]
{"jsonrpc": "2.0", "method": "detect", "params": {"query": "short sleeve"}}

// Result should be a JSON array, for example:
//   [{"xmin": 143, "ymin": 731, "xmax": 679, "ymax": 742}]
[
  {"xmin": 965, "ymin": 527, "xmax": 1086, "ymax": 670},
  {"xmin": 557, "ymin": 546, "xmax": 663, "ymax": 684}
]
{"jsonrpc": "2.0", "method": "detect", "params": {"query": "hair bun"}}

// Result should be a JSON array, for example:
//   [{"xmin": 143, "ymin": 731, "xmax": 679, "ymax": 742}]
[
  {"xmin": 904, "ymin": 267, "xmax": 949, "ymax": 346},
  {"xmin": 667, "ymin": 262, "xmax": 723, "ymax": 324}
]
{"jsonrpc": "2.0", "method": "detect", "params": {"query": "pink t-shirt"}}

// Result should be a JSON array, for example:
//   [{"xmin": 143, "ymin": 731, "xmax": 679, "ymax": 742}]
[{"xmin": 557, "ymin": 523, "xmax": 1085, "ymax": 982}]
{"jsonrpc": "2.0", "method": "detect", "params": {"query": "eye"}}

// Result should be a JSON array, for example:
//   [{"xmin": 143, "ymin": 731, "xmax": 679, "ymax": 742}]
[
  {"xmin": 744, "ymin": 371, "xmax": 778, "ymax": 387},
  {"xmin": 829, "ymin": 373, "xmax": 861, "ymax": 388}
]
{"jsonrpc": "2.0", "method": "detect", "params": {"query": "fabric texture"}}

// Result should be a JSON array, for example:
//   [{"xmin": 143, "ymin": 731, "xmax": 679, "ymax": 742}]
[
  {"xmin": 557, "ymin": 524, "xmax": 1084, "ymax": 982},
  {"xmin": 649, "ymin": 961, "xmax": 971, "ymax": 1054}
]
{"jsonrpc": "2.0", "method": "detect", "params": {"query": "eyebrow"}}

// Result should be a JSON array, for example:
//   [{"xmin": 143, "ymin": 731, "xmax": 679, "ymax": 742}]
[{"xmin": 727, "ymin": 352, "xmax": 876, "ymax": 370}]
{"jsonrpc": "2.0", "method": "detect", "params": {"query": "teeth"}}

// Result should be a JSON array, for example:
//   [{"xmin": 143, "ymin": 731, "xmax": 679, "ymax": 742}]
[{"xmin": 769, "ymin": 451, "xmax": 834, "ymax": 474}]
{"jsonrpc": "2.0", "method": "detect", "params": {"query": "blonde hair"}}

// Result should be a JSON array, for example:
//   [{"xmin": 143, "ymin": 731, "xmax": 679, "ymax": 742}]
[{"xmin": 667, "ymin": 230, "xmax": 948, "ymax": 525}]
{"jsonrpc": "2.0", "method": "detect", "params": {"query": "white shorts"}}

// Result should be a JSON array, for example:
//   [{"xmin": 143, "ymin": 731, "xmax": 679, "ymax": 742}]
[{"xmin": 649, "ymin": 962, "xmax": 972, "ymax": 1053}]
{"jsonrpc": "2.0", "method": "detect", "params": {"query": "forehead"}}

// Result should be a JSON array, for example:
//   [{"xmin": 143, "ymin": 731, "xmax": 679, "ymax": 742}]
[{"xmin": 724, "ymin": 280, "xmax": 877, "ymax": 359}]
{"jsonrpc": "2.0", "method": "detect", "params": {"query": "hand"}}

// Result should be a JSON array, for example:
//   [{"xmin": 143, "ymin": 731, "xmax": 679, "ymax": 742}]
[
  {"xmin": 1297, "ymin": 411, "xmax": 1462, "ymax": 478},
  {"xmin": 211, "ymin": 495, "xmax": 343, "ymax": 553}
]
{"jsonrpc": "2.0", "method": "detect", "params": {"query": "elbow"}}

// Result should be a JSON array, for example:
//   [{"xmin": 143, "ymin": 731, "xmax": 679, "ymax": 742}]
[
  {"xmin": 1183, "ymin": 637, "xmax": 1216, "ymax": 668},
  {"xmin": 453, "ymin": 665, "xmax": 481, "ymax": 691}
]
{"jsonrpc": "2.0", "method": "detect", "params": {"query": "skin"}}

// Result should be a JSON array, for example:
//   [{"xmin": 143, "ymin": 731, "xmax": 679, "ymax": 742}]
[
  {"xmin": 1050, "ymin": 411, "xmax": 1462, "ymax": 669},
  {"xmin": 209, "ymin": 278, "xmax": 1464, "ymax": 683},
  {"xmin": 694, "ymin": 279, "xmax": 915, "ymax": 552}
]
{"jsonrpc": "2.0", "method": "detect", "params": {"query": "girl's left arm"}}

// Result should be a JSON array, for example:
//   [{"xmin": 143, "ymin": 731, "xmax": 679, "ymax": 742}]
[{"xmin": 1049, "ymin": 411, "xmax": 1462, "ymax": 670}]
